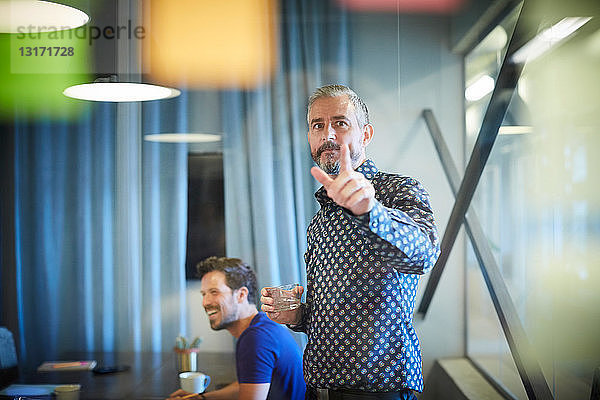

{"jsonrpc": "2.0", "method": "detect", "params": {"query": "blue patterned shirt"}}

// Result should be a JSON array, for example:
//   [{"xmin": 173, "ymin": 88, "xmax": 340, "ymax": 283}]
[{"xmin": 293, "ymin": 159, "xmax": 440, "ymax": 393}]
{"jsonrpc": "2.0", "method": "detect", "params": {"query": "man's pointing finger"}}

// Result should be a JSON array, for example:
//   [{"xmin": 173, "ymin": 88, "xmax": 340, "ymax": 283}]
[
  {"xmin": 339, "ymin": 144, "xmax": 353, "ymax": 173},
  {"xmin": 311, "ymin": 166, "xmax": 333, "ymax": 188}
]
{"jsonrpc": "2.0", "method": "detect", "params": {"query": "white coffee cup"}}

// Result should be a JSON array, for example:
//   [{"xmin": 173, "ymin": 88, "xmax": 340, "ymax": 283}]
[
  {"xmin": 54, "ymin": 384, "xmax": 81, "ymax": 400},
  {"xmin": 179, "ymin": 371, "xmax": 211, "ymax": 393}
]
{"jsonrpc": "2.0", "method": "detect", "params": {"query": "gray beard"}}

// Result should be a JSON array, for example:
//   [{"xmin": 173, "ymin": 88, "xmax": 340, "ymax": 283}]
[
  {"xmin": 317, "ymin": 153, "xmax": 340, "ymax": 175},
  {"xmin": 314, "ymin": 148, "xmax": 362, "ymax": 175}
]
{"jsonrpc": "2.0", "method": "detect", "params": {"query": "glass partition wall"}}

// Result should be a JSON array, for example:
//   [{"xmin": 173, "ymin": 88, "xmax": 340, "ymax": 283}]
[{"xmin": 464, "ymin": 2, "xmax": 600, "ymax": 399}]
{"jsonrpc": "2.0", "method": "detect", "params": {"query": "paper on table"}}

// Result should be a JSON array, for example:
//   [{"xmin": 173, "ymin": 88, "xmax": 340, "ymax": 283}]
[
  {"xmin": 0, "ymin": 384, "xmax": 57, "ymax": 397},
  {"xmin": 37, "ymin": 360, "xmax": 97, "ymax": 371}
]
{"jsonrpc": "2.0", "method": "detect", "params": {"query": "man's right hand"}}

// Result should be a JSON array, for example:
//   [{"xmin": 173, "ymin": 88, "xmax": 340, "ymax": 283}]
[
  {"xmin": 260, "ymin": 285, "xmax": 304, "ymax": 325},
  {"xmin": 166, "ymin": 389, "xmax": 199, "ymax": 399}
]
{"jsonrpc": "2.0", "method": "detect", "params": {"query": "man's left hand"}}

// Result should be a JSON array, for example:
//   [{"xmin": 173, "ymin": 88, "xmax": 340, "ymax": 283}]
[{"xmin": 310, "ymin": 144, "xmax": 375, "ymax": 216}]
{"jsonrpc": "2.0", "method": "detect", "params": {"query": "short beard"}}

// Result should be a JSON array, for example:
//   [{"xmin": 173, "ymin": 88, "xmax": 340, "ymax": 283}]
[
  {"xmin": 312, "ymin": 142, "xmax": 362, "ymax": 175},
  {"xmin": 207, "ymin": 306, "xmax": 238, "ymax": 331},
  {"xmin": 210, "ymin": 315, "xmax": 236, "ymax": 331},
  {"xmin": 210, "ymin": 319, "xmax": 232, "ymax": 331}
]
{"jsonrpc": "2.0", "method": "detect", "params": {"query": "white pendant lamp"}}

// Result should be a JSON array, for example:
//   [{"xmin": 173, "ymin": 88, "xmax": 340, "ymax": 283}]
[
  {"xmin": 0, "ymin": 0, "xmax": 89, "ymax": 33},
  {"xmin": 63, "ymin": 76, "xmax": 180, "ymax": 102},
  {"xmin": 144, "ymin": 133, "xmax": 221, "ymax": 143}
]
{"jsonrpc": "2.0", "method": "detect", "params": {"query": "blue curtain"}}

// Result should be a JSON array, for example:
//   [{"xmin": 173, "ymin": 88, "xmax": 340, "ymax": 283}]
[
  {"xmin": 13, "ymin": 94, "xmax": 189, "ymax": 365},
  {"xmin": 10, "ymin": 0, "xmax": 350, "ymax": 365},
  {"xmin": 222, "ymin": 0, "xmax": 350, "ymax": 296}
]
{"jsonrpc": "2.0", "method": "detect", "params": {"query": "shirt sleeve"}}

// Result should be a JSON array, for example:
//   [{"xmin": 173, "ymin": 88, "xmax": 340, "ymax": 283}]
[
  {"xmin": 351, "ymin": 176, "xmax": 440, "ymax": 274},
  {"xmin": 236, "ymin": 329, "xmax": 278, "ymax": 384}
]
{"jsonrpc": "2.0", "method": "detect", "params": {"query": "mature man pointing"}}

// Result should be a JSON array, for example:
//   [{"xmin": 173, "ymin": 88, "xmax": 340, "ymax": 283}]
[{"xmin": 262, "ymin": 84, "xmax": 440, "ymax": 400}]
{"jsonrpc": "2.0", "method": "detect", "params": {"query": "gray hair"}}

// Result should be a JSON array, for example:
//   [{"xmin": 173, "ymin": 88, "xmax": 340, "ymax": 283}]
[{"xmin": 307, "ymin": 84, "xmax": 370, "ymax": 128}]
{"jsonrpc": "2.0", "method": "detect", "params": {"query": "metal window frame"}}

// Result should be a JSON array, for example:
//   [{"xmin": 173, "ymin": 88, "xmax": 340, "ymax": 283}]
[
  {"xmin": 416, "ymin": 1, "xmax": 555, "ymax": 398},
  {"xmin": 419, "ymin": 110, "xmax": 552, "ymax": 399}
]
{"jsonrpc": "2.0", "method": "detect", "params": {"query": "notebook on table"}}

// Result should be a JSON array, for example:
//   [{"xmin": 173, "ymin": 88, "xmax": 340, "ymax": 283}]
[{"xmin": 0, "ymin": 383, "xmax": 56, "ymax": 398}]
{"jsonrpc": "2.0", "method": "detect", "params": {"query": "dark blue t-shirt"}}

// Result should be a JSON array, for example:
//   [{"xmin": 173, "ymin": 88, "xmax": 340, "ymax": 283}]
[{"xmin": 236, "ymin": 312, "xmax": 305, "ymax": 400}]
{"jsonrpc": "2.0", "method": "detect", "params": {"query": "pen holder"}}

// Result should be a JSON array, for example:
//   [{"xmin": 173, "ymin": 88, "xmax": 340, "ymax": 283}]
[{"xmin": 174, "ymin": 347, "xmax": 201, "ymax": 372}]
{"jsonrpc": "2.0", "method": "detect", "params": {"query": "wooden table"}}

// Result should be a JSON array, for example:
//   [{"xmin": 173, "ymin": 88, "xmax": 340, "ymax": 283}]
[{"xmin": 15, "ymin": 351, "xmax": 236, "ymax": 400}]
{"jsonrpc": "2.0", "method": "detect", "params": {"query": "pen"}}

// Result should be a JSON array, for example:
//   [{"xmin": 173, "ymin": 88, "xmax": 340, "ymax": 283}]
[
  {"xmin": 52, "ymin": 362, "xmax": 87, "ymax": 369},
  {"xmin": 180, "ymin": 393, "xmax": 199, "ymax": 399}
]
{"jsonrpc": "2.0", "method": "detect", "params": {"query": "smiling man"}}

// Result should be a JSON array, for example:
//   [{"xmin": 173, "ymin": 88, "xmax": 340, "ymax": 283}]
[
  {"xmin": 168, "ymin": 257, "xmax": 305, "ymax": 400},
  {"xmin": 261, "ymin": 85, "xmax": 440, "ymax": 400}
]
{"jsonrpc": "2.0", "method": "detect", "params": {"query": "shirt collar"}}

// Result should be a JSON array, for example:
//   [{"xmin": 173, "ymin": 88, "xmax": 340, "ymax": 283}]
[{"xmin": 315, "ymin": 159, "xmax": 378, "ymax": 205}]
